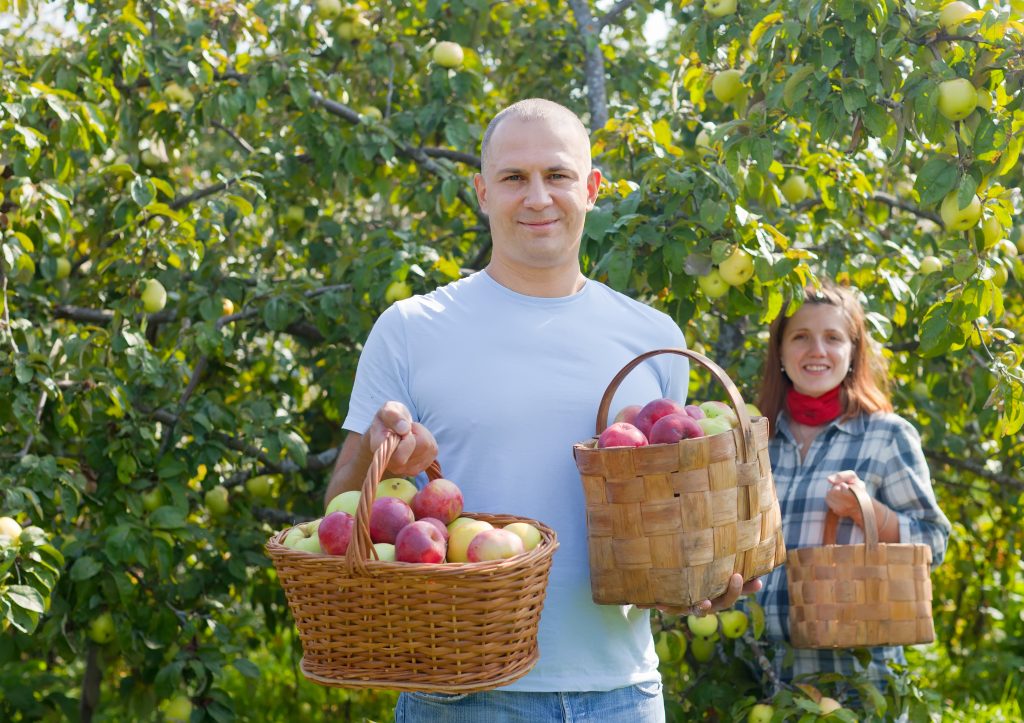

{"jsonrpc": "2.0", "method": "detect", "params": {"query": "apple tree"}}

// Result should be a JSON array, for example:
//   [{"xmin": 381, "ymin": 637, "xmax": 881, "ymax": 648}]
[{"xmin": 1, "ymin": 0, "xmax": 1022, "ymax": 720}]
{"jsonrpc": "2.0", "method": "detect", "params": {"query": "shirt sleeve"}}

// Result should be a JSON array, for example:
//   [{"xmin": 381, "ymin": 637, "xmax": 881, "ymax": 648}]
[
  {"xmin": 878, "ymin": 417, "xmax": 952, "ymax": 568},
  {"xmin": 341, "ymin": 304, "xmax": 414, "ymax": 434}
]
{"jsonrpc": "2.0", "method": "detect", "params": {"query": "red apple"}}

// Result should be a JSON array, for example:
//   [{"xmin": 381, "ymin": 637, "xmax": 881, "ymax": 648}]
[
  {"xmin": 634, "ymin": 398, "xmax": 687, "ymax": 437},
  {"xmin": 369, "ymin": 497, "xmax": 415, "ymax": 544},
  {"xmin": 612, "ymin": 404, "xmax": 642, "ymax": 426},
  {"xmin": 395, "ymin": 520, "xmax": 447, "ymax": 563},
  {"xmin": 648, "ymin": 413, "xmax": 705, "ymax": 444},
  {"xmin": 418, "ymin": 516, "xmax": 450, "ymax": 542},
  {"xmin": 411, "ymin": 478, "xmax": 464, "ymax": 524},
  {"xmin": 466, "ymin": 528, "xmax": 525, "ymax": 562},
  {"xmin": 317, "ymin": 510, "xmax": 355, "ymax": 555},
  {"xmin": 597, "ymin": 422, "xmax": 649, "ymax": 448},
  {"xmin": 684, "ymin": 404, "xmax": 705, "ymax": 420}
]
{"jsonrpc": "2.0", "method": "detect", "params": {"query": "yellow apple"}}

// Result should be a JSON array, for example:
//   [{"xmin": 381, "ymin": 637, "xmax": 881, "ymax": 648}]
[
  {"xmin": 975, "ymin": 88, "xmax": 992, "ymax": 111},
  {"xmin": 818, "ymin": 696, "xmax": 842, "ymax": 715},
  {"xmin": 711, "ymin": 69, "xmax": 744, "ymax": 104},
  {"xmin": 446, "ymin": 519, "xmax": 493, "ymax": 563},
  {"xmin": 447, "ymin": 516, "xmax": 476, "ymax": 534},
  {"xmin": 748, "ymin": 703, "xmax": 774, "ymax": 723},
  {"xmin": 385, "ymin": 280, "xmax": 412, "ymax": 303},
  {"xmin": 326, "ymin": 489, "xmax": 361, "ymax": 515},
  {"xmin": 981, "ymin": 216, "xmax": 1003, "ymax": 249},
  {"xmin": 938, "ymin": 1, "xmax": 974, "ymax": 31},
  {"xmin": 697, "ymin": 269, "xmax": 729, "ymax": 299},
  {"xmin": 920, "ymin": 255, "xmax": 943, "ymax": 275},
  {"xmin": 377, "ymin": 478, "xmax": 418, "ymax": 505},
  {"xmin": 705, "ymin": 0, "xmax": 737, "ymax": 17},
  {"xmin": 0, "ymin": 516, "xmax": 22, "ymax": 542},
  {"xmin": 719, "ymin": 248, "xmax": 754, "ymax": 286},
  {"xmin": 503, "ymin": 522, "xmax": 543, "ymax": 551},
  {"xmin": 991, "ymin": 262, "xmax": 1008, "ymax": 287},
  {"xmin": 141, "ymin": 278, "xmax": 167, "ymax": 313},
  {"xmin": 937, "ymin": 78, "xmax": 978, "ymax": 121},
  {"xmin": 781, "ymin": 174, "xmax": 812, "ymax": 204},
  {"xmin": 433, "ymin": 41, "xmax": 464, "ymax": 69},
  {"xmin": 54, "ymin": 256, "xmax": 71, "ymax": 280},
  {"xmin": 359, "ymin": 105, "xmax": 383, "ymax": 121},
  {"xmin": 221, "ymin": 298, "xmax": 235, "ymax": 316},
  {"xmin": 940, "ymin": 191, "xmax": 982, "ymax": 231}
]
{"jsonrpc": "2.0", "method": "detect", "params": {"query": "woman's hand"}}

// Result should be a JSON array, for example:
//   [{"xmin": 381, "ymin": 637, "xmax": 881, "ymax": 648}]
[{"xmin": 825, "ymin": 470, "xmax": 867, "ymax": 524}]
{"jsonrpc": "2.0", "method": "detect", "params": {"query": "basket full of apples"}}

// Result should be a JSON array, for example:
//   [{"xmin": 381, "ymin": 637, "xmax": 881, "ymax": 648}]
[
  {"xmin": 265, "ymin": 432, "xmax": 558, "ymax": 693},
  {"xmin": 572, "ymin": 348, "xmax": 785, "ymax": 608}
]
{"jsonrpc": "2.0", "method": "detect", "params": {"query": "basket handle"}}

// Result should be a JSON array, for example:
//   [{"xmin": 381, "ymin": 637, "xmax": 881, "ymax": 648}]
[
  {"xmin": 595, "ymin": 347, "xmax": 757, "ymax": 464},
  {"xmin": 822, "ymin": 484, "xmax": 878, "ymax": 547},
  {"xmin": 346, "ymin": 430, "xmax": 442, "ymax": 576}
]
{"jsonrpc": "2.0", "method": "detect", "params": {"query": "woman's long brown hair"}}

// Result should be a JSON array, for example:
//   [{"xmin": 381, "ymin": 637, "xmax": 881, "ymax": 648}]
[{"xmin": 757, "ymin": 281, "xmax": 893, "ymax": 436}]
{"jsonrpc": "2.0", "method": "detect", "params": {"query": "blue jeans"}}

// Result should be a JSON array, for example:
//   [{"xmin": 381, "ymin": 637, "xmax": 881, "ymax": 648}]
[{"xmin": 395, "ymin": 682, "xmax": 665, "ymax": 723}]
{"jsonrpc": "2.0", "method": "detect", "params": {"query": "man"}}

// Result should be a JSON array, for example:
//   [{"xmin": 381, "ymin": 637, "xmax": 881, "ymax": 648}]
[{"xmin": 326, "ymin": 99, "xmax": 759, "ymax": 722}]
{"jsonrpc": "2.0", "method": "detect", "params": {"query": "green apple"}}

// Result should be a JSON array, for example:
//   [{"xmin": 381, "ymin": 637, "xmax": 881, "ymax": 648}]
[
  {"xmin": 938, "ymin": 1, "xmax": 974, "ymax": 31},
  {"xmin": 711, "ymin": 69, "xmax": 744, "ymax": 104},
  {"xmin": 372, "ymin": 542, "xmax": 396, "ymax": 561},
  {"xmin": 293, "ymin": 534, "xmax": 323, "ymax": 553},
  {"xmin": 937, "ymin": 78, "xmax": 978, "ymax": 121},
  {"xmin": 315, "ymin": 0, "xmax": 342, "ymax": 19},
  {"xmin": 980, "ymin": 216, "xmax": 1003, "ymax": 249},
  {"xmin": 245, "ymin": 474, "xmax": 274, "ymax": 499},
  {"xmin": 433, "ymin": 41, "xmax": 464, "ymax": 69},
  {"xmin": 377, "ymin": 478, "xmax": 418, "ymax": 505},
  {"xmin": 140, "ymin": 138, "xmax": 169, "ymax": 167},
  {"xmin": 326, "ymin": 489, "xmax": 361, "ymax": 516},
  {"xmin": 335, "ymin": 15, "xmax": 371, "ymax": 41},
  {"xmin": 704, "ymin": 0, "xmax": 737, "ymax": 18},
  {"xmin": 54, "ymin": 256, "xmax": 71, "ymax": 280},
  {"xmin": 687, "ymin": 613, "xmax": 719, "ymax": 637},
  {"xmin": 940, "ymin": 191, "xmax": 982, "ymax": 231},
  {"xmin": 819, "ymin": 696, "xmax": 842, "ymax": 715},
  {"xmin": 300, "ymin": 518, "xmax": 322, "ymax": 537},
  {"xmin": 359, "ymin": 105, "xmax": 383, "ymax": 121},
  {"xmin": 655, "ymin": 628, "xmax": 687, "ymax": 663},
  {"xmin": 991, "ymin": 262, "xmax": 1008, "ymax": 287},
  {"xmin": 919, "ymin": 255, "xmax": 943, "ymax": 275},
  {"xmin": 88, "ymin": 612, "xmax": 116, "ymax": 644},
  {"xmin": 204, "ymin": 485, "xmax": 230, "ymax": 517},
  {"xmin": 141, "ymin": 278, "xmax": 167, "ymax": 313},
  {"xmin": 719, "ymin": 247, "xmax": 754, "ymax": 286},
  {"xmin": 385, "ymin": 280, "xmax": 412, "ymax": 303},
  {"xmin": 781, "ymin": 174, "xmax": 811, "ymax": 204},
  {"xmin": 0, "ymin": 516, "xmax": 22, "ymax": 542},
  {"xmin": 996, "ymin": 239, "xmax": 1018, "ymax": 259},
  {"xmin": 698, "ymin": 269, "xmax": 729, "ymax": 299},
  {"xmin": 163, "ymin": 82, "xmax": 194, "ymax": 108},
  {"xmin": 748, "ymin": 703, "xmax": 774, "ymax": 723},
  {"xmin": 142, "ymin": 487, "xmax": 166, "ymax": 513},
  {"xmin": 284, "ymin": 205, "xmax": 305, "ymax": 226},
  {"xmin": 719, "ymin": 609, "xmax": 749, "ymax": 638},
  {"xmin": 164, "ymin": 695, "xmax": 193, "ymax": 723},
  {"xmin": 282, "ymin": 526, "xmax": 307, "ymax": 548},
  {"xmin": 695, "ymin": 127, "xmax": 713, "ymax": 153},
  {"xmin": 690, "ymin": 635, "xmax": 717, "ymax": 662},
  {"xmin": 745, "ymin": 403, "xmax": 763, "ymax": 417},
  {"xmin": 699, "ymin": 400, "xmax": 740, "ymax": 427},
  {"xmin": 503, "ymin": 522, "xmax": 543, "ymax": 551},
  {"xmin": 11, "ymin": 254, "xmax": 35, "ymax": 284}
]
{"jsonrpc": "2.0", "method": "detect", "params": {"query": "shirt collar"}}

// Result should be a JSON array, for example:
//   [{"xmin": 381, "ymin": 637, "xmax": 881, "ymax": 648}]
[{"xmin": 775, "ymin": 410, "xmax": 864, "ymax": 443}]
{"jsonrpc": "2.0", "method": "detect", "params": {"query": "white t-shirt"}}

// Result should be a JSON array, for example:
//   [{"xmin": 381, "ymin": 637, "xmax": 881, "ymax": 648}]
[{"xmin": 343, "ymin": 270, "xmax": 688, "ymax": 692}]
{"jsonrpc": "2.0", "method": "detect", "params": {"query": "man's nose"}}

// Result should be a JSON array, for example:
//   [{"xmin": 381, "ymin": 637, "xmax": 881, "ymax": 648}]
[{"xmin": 523, "ymin": 175, "xmax": 552, "ymax": 208}]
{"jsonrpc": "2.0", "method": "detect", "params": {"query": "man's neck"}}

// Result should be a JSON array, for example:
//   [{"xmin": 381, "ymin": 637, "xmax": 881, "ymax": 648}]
[{"xmin": 484, "ymin": 262, "xmax": 587, "ymax": 298}]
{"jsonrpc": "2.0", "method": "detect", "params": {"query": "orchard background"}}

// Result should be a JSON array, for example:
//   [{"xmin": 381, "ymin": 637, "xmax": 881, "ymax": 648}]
[{"xmin": 1, "ymin": 0, "xmax": 1022, "ymax": 720}]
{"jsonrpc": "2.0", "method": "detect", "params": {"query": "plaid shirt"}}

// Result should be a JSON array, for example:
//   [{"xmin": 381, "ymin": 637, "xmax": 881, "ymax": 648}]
[{"xmin": 753, "ymin": 411, "xmax": 951, "ymax": 685}]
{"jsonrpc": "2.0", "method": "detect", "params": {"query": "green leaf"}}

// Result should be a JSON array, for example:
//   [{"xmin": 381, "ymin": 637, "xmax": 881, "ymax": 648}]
[
  {"xmin": 914, "ymin": 156, "xmax": 958, "ymax": 206},
  {"xmin": 130, "ymin": 176, "xmax": 154, "ymax": 208},
  {"xmin": 7, "ymin": 584, "xmax": 45, "ymax": 613},
  {"xmin": 69, "ymin": 556, "xmax": 103, "ymax": 581},
  {"xmin": 150, "ymin": 507, "xmax": 187, "ymax": 530}
]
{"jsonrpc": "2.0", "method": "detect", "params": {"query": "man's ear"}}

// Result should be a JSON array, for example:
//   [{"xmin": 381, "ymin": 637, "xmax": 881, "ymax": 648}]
[
  {"xmin": 585, "ymin": 168, "xmax": 602, "ymax": 209},
  {"xmin": 473, "ymin": 173, "xmax": 488, "ymax": 213}
]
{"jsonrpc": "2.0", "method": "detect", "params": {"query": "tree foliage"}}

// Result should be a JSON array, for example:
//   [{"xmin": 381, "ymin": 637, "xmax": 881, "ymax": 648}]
[{"xmin": 1, "ymin": 0, "xmax": 1022, "ymax": 720}]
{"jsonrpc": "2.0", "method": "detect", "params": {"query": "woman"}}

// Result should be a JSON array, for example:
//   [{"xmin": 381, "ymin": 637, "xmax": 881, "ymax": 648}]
[{"xmin": 754, "ymin": 281, "xmax": 951, "ymax": 688}]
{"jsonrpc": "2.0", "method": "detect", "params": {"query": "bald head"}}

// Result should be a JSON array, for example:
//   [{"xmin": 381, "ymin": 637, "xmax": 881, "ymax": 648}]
[{"xmin": 480, "ymin": 99, "xmax": 592, "ymax": 174}]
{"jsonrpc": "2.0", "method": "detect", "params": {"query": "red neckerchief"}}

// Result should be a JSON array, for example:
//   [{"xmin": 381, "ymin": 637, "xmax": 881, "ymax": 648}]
[{"xmin": 786, "ymin": 384, "xmax": 842, "ymax": 426}]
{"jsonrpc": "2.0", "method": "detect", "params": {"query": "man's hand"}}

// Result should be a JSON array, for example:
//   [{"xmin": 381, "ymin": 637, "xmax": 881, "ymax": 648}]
[
  {"xmin": 641, "ymin": 573, "xmax": 762, "ymax": 617},
  {"xmin": 367, "ymin": 401, "xmax": 437, "ymax": 477}
]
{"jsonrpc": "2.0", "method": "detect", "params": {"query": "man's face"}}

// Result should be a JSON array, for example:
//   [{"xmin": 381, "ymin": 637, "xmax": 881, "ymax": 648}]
[{"xmin": 474, "ymin": 117, "xmax": 601, "ymax": 277}]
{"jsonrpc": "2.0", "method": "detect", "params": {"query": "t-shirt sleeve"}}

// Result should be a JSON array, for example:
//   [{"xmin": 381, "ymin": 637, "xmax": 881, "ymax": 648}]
[
  {"xmin": 880, "ymin": 417, "xmax": 952, "ymax": 568},
  {"xmin": 341, "ymin": 304, "xmax": 414, "ymax": 434}
]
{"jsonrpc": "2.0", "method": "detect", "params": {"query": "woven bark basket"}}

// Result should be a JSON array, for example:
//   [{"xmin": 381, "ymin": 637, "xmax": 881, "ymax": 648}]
[
  {"xmin": 572, "ymin": 348, "xmax": 786, "ymax": 608},
  {"xmin": 266, "ymin": 431, "xmax": 559, "ymax": 692},
  {"xmin": 788, "ymin": 484, "xmax": 934, "ymax": 648}
]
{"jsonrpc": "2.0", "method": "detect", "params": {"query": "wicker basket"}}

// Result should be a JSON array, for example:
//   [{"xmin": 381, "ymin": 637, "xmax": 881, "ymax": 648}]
[
  {"xmin": 572, "ymin": 348, "xmax": 785, "ymax": 608},
  {"xmin": 266, "ymin": 432, "xmax": 559, "ymax": 692},
  {"xmin": 788, "ymin": 484, "xmax": 934, "ymax": 648}
]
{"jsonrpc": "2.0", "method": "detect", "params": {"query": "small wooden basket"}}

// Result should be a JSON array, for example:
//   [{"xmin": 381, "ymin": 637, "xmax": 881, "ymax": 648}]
[
  {"xmin": 788, "ymin": 484, "xmax": 934, "ymax": 648},
  {"xmin": 266, "ymin": 432, "xmax": 558, "ymax": 692},
  {"xmin": 572, "ymin": 348, "xmax": 785, "ymax": 608}
]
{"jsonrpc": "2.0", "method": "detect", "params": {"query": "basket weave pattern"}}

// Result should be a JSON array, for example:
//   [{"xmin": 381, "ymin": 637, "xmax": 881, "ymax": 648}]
[
  {"xmin": 266, "ymin": 433, "xmax": 558, "ymax": 692},
  {"xmin": 573, "ymin": 348, "xmax": 786, "ymax": 608},
  {"xmin": 788, "ymin": 485, "xmax": 934, "ymax": 649}
]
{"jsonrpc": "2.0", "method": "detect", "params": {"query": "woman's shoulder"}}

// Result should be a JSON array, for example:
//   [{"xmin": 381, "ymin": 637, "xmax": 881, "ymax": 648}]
[{"xmin": 858, "ymin": 411, "xmax": 922, "ymax": 443}]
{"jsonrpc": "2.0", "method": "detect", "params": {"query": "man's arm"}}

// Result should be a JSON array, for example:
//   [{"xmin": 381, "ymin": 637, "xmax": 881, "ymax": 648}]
[{"xmin": 323, "ymin": 401, "xmax": 439, "ymax": 508}]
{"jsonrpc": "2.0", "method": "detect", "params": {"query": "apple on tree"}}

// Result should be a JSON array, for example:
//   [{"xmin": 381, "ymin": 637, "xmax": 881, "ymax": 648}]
[
  {"xmin": 704, "ymin": 0, "xmax": 737, "ymax": 18},
  {"xmin": 781, "ymin": 174, "xmax": 812, "ymax": 204},
  {"xmin": 698, "ymin": 269, "xmax": 729, "ymax": 299},
  {"xmin": 711, "ymin": 69, "xmax": 744, "ymax": 104},
  {"xmin": 385, "ymin": 280, "xmax": 412, "ymax": 303},
  {"xmin": 204, "ymin": 484, "xmax": 230, "ymax": 517},
  {"xmin": 687, "ymin": 613, "xmax": 719, "ymax": 637},
  {"xmin": 937, "ymin": 78, "xmax": 978, "ymax": 121},
  {"xmin": 689, "ymin": 635, "xmax": 717, "ymax": 663},
  {"xmin": 938, "ymin": 1, "xmax": 976, "ymax": 31},
  {"xmin": 54, "ymin": 256, "xmax": 71, "ymax": 280},
  {"xmin": 940, "ymin": 190, "xmax": 982, "ymax": 231},
  {"xmin": 88, "ymin": 611, "xmax": 116, "ymax": 644},
  {"xmin": 654, "ymin": 628, "xmax": 687, "ymax": 663},
  {"xmin": 141, "ymin": 278, "xmax": 167, "ymax": 314},
  {"xmin": 432, "ymin": 41, "xmax": 464, "ymax": 69},
  {"xmin": 920, "ymin": 255, "xmax": 943, "ymax": 275},
  {"xmin": 718, "ymin": 247, "xmax": 755, "ymax": 286},
  {"xmin": 747, "ymin": 703, "xmax": 774, "ymax": 723},
  {"xmin": 0, "ymin": 516, "xmax": 23, "ymax": 542},
  {"xmin": 314, "ymin": 0, "xmax": 342, "ymax": 20},
  {"xmin": 818, "ymin": 697, "xmax": 843, "ymax": 715},
  {"xmin": 163, "ymin": 695, "xmax": 193, "ymax": 723},
  {"xmin": 719, "ymin": 609, "xmax": 749, "ymax": 638}
]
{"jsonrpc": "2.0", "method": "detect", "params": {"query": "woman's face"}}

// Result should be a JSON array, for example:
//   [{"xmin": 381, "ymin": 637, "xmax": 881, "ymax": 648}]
[{"xmin": 780, "ymin": 303, "xmax": 854, "ymax": 398}]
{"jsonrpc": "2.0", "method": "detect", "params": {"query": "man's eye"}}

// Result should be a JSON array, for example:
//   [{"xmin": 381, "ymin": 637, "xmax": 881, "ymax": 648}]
[{"xmin": 503, "ymin": 174, "xmax": 522, "ymax": 182}]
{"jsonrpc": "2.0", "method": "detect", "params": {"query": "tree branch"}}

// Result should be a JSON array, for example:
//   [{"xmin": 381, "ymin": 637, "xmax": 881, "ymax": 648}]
[
  {"xmin": 567, "ymin": 0, "xmax": 610, "ymax": 130},
  {"xmin": 598, "ymin": 0, "xmax": 636, "ymax": 30},
  {"xmin": 212, "ymin": 121, "xmax": 256, "ymax": 155},
  {"xmin": 925, "ymin": 449, "xmax": 1024, "ymax": 490}
]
